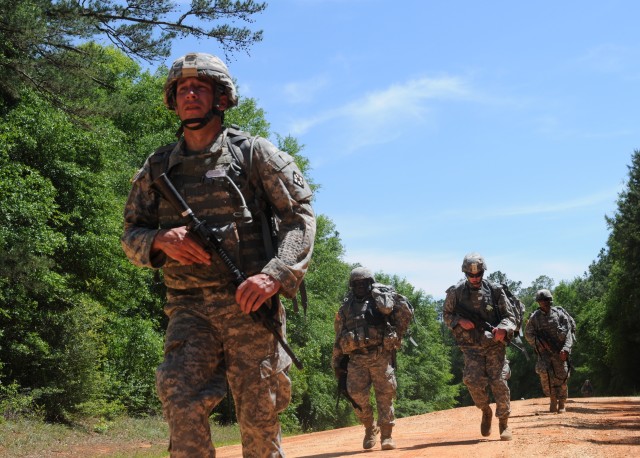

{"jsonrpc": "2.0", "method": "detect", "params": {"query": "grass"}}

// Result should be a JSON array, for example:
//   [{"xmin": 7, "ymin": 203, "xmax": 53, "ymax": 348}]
[{"xmin": 0, "ymin": 415, "xmax": 242, "ymax": 458}]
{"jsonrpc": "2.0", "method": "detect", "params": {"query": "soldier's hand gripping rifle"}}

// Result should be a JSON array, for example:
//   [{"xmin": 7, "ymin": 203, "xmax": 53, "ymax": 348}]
[
  {"xmin": 456, "ymin": 308, "xmax": 530, "ymax": 361},
  {"xmin": 534, "ymin": 329, "xmax": 562, "ymax": 354},
  {"xmin": 534, "ymin": 329, "xmax": 573, "ymax": 376},
  {"xmin": 152, "ymin": 173, "xmax": 303, "ymax": 370}
]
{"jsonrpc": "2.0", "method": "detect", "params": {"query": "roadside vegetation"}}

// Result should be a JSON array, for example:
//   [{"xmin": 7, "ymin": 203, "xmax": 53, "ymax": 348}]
[{"xmin": 2, "ymin": 1, "xmax": 640, "ymax": 457}]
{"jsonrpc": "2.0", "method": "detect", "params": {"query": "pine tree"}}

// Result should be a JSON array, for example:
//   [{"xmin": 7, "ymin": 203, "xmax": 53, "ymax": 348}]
[{"xmin": 603, "ymin": 150, "xmax": 640, "ymax": 393}]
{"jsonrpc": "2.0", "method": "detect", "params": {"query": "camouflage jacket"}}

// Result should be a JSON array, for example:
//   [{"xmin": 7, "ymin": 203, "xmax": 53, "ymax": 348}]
[
  {"xmin": 332, "ymin": 284, "xmax": 413, "ymax": 367},
  {"xmin": 120, "ymin": 127, "xmax": 316, "ymax": 298},
  {"xmin": 443, "ymin": 279, "xmax": 516, "ymax": 349},
  {"xmin": 524, "ymin": 306, "xmax": 574, "ymax": 354}
]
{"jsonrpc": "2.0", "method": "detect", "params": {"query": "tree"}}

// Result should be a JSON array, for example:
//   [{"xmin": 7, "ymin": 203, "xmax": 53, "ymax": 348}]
[
  {"xmin": 602, "ymin": 150, "xmax": 640, "ymax": 393},
  {"xmin": 0, "ymin": 0, "xmax": 266, "ymax": 109}
]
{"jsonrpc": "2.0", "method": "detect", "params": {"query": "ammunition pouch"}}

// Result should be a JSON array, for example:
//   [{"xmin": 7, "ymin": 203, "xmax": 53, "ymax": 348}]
[
  {"xmin": 383, "ymin": 326, "xmax": 402, "ymax": 351},
  {"xmin": 339, "ymin": 325, "xmax": 384, "ymax": 353}
]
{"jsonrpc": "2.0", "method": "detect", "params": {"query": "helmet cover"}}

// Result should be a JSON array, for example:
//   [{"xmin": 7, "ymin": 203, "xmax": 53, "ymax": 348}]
[
  {"xmin": 461, "ymin": 252, "xmax": 487, "ymax": 274},
  {"xmin": 163, "ymin": 52, "xmax": 238, "ymax": 110}
]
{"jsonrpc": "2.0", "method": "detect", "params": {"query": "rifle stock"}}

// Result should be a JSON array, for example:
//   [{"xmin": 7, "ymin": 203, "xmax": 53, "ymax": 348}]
[
  {"xmin": 152, "ymin": 173, "xmax": 303, "ymax": 370},
  {"xmin": 335, "ymin": 356, "xmax": 361, "ymax": 411}
]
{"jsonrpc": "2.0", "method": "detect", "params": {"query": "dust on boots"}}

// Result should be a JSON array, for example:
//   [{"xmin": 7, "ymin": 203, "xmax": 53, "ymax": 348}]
[
  {"xmin": 499, "ymin": 418, "xmax": 512, "ymax": 441},
  {"xmin": 380, "ymin": 425, "xmax": 396, "ymax": 450},
  {"xmin": 363, "ymin": 422, "xmax": 380, "ymax": 450}
]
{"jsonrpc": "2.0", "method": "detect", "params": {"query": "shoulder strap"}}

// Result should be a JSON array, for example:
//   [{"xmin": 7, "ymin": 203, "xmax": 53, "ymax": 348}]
[
  {"xmin": 148, "ymin": 141, "xmax": 180, "ymax": 182},
  {"xmin": 226, "ymin": 126, "xmax": 309, "ymax": 314},
  {"xmin": 226, "ymin": 125, "xmax": 257, "ymax": 178}
]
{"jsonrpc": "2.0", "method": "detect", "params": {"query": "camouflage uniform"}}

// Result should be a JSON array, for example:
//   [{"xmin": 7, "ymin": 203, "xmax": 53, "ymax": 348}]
[
  {"xmin": 332, "ymin": 282, "xmax": 413, "ymax": 448},
  {"xmin": 525, "ymin": 306, "xmax": 574, "ymax": 406},
  {"xmin": 443, "ymin": 279, "xmax": 516, "ymax": 420},
  {"xmin": 121, "ymin": 127, "xmax": 315, "ymax": 457}
]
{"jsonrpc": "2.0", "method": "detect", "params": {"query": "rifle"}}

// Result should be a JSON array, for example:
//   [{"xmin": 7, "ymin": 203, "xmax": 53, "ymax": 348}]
[
  {"xmin": 152, "ymin": 173, "xmax": 303, "ymax": 370},
  {"xmin": 456, "ymin": 307, "xmax": 530, "ymax": 361},
  {"xmin": 335, "ymin": 355, "xmax": 361, "ymax": 411},
  {"xmin": 534, "ymin": 329, "xmax": 563, "ymax": 354},
  {"xmin": 534, "ymin": 329, "xmax": 573, "ymax": 380}
]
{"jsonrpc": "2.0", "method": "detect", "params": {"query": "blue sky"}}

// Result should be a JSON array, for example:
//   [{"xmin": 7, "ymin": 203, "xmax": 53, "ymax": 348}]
[{"xmin": 165, "ymin": 0, "xmax": 639, "ymax": 299}]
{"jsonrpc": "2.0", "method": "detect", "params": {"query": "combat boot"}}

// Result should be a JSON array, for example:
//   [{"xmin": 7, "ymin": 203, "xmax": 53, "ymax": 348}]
[
  {"xmin": 557, "ymin": 399, "xmax": 566, "ymax": 413},
  {"xmin": 480, "ymin": 406, "xmax": 493, "ymax": 437},
  {"xmin": 380, "ymin": 425, "xmax": 396, "ymax": 450},
  {"xmin": 499, "ymin": 418, "xmax": 513, "ymax": 441},
  {"xmin": 549, "ymin": 397, "xmax": 558, "ymax": 413},
  {"xmin": 363, "ymin": 422, "xmax": 379, "ymax": 450}
]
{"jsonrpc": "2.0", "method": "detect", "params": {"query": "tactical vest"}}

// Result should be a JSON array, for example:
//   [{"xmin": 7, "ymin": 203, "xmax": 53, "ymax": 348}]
[
  {"xmin": 148, "ymin": 129, "xmax": 270, "ymax": 289},
  {"xmin": 455, "ymin": 279, "xmax": 501, "ymax": 325},
  {"xmin": 449, "ymin": 279, "xmax": 504, "ymax": 348},
  {"xmin": 337, "ymin": 294, "xmax": 388, "ymax": 353}
]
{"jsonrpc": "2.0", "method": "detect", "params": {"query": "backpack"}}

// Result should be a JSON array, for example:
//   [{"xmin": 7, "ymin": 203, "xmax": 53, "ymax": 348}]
[
  {"xmin": 371, "ymin": 283, "xmax": 416, "ymax": 345},
  {"xmin": 498, "ymin": 283, "xmax": 526, "ymax": 336},
  {"xmin": 554, "ymin": 306, "xmax": 577, "ymax": 342}
]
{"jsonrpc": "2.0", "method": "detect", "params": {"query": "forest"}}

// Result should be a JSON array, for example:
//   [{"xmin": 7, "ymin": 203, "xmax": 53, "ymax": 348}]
[{"xmin": 1, "ymin": 0, "xmax": 639, "ymax": 435}]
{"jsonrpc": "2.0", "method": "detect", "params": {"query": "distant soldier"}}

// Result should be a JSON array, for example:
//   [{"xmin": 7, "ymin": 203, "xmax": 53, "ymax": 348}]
[
  {"xmin": 525, "ymin": 289, "xmax": 575, "ymax": 413},
  {"xmin": 444, "ymin": 253, "xmax": 516, "ymax": 441},
  {"xmin": 581, "ymin": 379, "xmax": 594, "ymax": 397},
  {"xmin": 332, "ymin": 267, "xmax": 414, "ymax": 451}
]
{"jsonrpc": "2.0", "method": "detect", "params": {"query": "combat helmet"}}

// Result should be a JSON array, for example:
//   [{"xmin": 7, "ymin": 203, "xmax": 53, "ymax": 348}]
[
  {"xmin": 535, "ymin": 289, "xmax": 553, "ymax": 302},
  {"xmin": 350, "ymin": 267, "xmax": 375, "ymax": 286},
  {"xmin": 163, "ymin": 52, "xmax": 238, "ymax": 110},
  {"xmin": 461, "ymin": 252, "xmax": 487, "ymax": 275}
]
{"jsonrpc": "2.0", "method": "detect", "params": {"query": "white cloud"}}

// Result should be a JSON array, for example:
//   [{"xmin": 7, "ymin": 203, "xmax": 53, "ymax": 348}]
[
  {"xmin": 289, "ymin": 75, "xmax": 471, "ymax": 147},
  {"xmin": 283, "ymin": 75, "xmax": 329, "ymax": 104},
  {"xmin": 441, "ymin": 185, "xmax": 622, "ymax": 220}
]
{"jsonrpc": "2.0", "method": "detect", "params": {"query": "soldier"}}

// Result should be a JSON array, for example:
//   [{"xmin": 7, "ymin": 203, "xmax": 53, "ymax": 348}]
[
  {"xmin": 581, "ymin": 379, "xmax": 594, "ymax": 397},
  {"xmin": 443, "ymin": 253, "xmax": 516, "ymax": 441},
  {"xmin": 332, "ymin": 267, "xmax": 413, "ymax": 451},
  {"xmin": 525, "ymin": 289, "xmax": 575, "ymax": 413},
  {"xmin": 121, "ymin": 52, "xmax": 316, "ymax": 457}
]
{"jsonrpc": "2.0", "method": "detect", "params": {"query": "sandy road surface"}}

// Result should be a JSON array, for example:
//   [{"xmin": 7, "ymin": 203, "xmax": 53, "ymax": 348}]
[{"xmin": 215, "ymin": 397, "xmax": 640, "ymax": 458}]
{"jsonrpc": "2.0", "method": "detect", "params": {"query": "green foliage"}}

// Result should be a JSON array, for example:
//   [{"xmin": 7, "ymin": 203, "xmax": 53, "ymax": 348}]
[
  {"xmin": 601, "ymin": 150, "xmax": 640, "ymax": 393},
  {"xmin": 0, "ymin": 381, "xmax": 45, "ymax": 421},
  {"xmin": 102, "ymin": 316, "xmax": 164, "ymax": 415},
  {"xmin": 0, "ymin": 0, "xmax": 266, "ymax": 111}
]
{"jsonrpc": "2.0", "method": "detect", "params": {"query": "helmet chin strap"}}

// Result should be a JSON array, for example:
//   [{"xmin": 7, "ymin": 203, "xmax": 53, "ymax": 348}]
[{"xmin": 175, "ymin": 106, "xmax": 225, "ymax": 138}]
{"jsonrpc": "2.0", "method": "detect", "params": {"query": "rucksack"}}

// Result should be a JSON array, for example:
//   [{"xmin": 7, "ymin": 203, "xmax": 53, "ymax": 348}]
[
  {"xmin": 498, "ymin": 283, "xmax": 526, "ymax": 337},
  {"xmin": 370, "ymin": 283, "xmax": 417, "ymax": 348},
  {"xmin": 554, "ymin": 306, "xmax": 577, "ymax": 342}
]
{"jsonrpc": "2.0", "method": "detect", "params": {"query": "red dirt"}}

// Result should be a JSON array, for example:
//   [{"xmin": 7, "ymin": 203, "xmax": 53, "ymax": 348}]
[
  {"xmin": 35, "ymin": 396, "xmax": 640, "ymax": 457},
  {"xmin": 216, "ymin": 396, "xmax": 640, "ymax": 458}
]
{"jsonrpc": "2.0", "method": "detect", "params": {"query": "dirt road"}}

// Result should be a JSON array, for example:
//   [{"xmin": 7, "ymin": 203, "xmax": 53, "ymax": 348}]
[{"xmin": 215, "ymin": 397, "xmax": 639, "ymax": 458}]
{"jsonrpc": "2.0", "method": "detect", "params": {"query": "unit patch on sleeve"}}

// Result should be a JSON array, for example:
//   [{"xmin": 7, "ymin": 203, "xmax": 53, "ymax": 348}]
[{"xmin": 293, "ymin": 171, "xmax": 305, "ymax": 188}]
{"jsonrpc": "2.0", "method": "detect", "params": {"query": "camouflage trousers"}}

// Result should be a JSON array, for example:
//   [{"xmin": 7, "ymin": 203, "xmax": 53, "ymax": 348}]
[
  {"xmin": 461, "ymin": 344, "xmax": 511, "ymax": 419},
  {"xmin": 535, "ymin": 354, "xmax": 569, "ymax": 400},
  {"xmin": 156, "ymin": 287, "xmax": 292, "ymax": 458},
  {"xmin": 347, "ymin": 347, "xmax": 397, "ymax": 427}
]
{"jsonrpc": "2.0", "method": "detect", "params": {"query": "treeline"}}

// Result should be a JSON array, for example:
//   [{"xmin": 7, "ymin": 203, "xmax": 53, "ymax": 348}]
[
  {"xmin": 0, "ymin": 44, "xmax": 461, "ymax": 430},
  {"xmin": 2, "ymin": 1, "xmax": 640, "ymax": 433}
]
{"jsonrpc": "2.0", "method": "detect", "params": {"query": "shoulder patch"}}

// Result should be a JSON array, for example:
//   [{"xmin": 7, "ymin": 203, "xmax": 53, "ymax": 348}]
[{"xmin": 292, "ymin": 170, "xmax": 305, "ymax": 188}]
